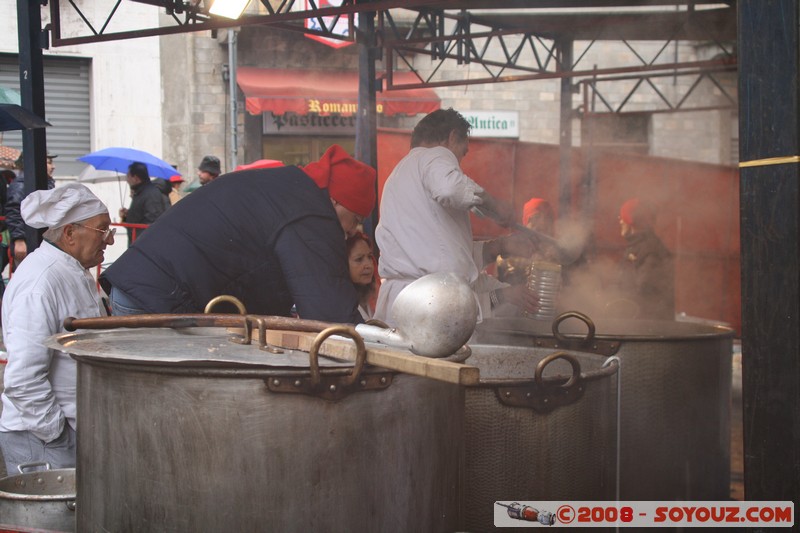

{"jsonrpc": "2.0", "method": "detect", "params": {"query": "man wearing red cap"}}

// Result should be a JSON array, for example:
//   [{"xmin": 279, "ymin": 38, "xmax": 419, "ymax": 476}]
[
  {"xmin": 497, "ymin": 197, "xmax": 558, "ymax": 286},
  {"xmin": 101, "ymin": 145, "xmax": 375, "ymax": 322},
  {"xmin": 617, "ymin": 197, "xmax": 675, "ymax": 320}
]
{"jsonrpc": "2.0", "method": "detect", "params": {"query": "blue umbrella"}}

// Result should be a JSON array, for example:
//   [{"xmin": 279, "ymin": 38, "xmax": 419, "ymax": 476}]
[{"xmin": 78, "ymin": 147, "xmax": 179, "ymax": 179}]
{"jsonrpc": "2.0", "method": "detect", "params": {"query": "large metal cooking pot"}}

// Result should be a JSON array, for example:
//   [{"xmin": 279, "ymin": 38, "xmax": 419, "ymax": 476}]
[
  {"xmin": 50, "ymin": 325, "xmax": 464, "ymax": 532},
  {"xmin": 0, "ymin": 463, "xmax": 76, "ymax": 532},
  {"xmin": 462, "ymin": 344, "xmax": 618, "ymax": 532},
  {"xmin": 473, "ymin": 313, "xmax": 734, "ymax": 501}
]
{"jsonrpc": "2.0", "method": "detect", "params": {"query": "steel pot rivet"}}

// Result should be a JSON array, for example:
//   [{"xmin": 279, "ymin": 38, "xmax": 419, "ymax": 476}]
[
  {"xmin": 36, "ymin": 478, "xmax": 44, "ymax": 484},
  {"xmin": 525, "ymin": 392, "xmax": 531, "ymax": 398},
  {"xmin": 57, "ymin": 475, "xmax": 64, "ymax": 482},
  {"xmin": 360, "ymin": 379, "xmax": 367, "ymax": 387},
  {"xmin": 329, "ymin": 385, "xmax": 337, "ymax": 392},
  {"xmin": 504, "ymin": 391, "xmax": 511, "ymax": 398},
  {"xmin": 380, "ymin": 377, "xmax": 387, "ymax": 384},
  {"xmin": 272, "ymin": 379, "xmax": 281, "ymax": 387},
  {"xmin": 543, "ymin": 398, "xmax": 549, "ymax": 403}
]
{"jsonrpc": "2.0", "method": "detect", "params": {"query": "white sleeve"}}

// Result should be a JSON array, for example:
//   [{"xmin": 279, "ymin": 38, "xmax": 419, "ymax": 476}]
[
  {"xmin": 422, "ymin": 151, "xmax": 484, "ymax": 209},
  {"xmin": 2, "ymin": 289, "xmax": 65, "ymax": 442}
]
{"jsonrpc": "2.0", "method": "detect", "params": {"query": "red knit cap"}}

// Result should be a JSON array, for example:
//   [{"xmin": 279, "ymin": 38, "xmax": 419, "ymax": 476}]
[
  {"xmin": 302, "ymin": 145, "xmax": 376, "ymax": 218},
  {"xmin": 235, "ymin": 159, "xmax": 284, "ymax": 172},
  {"xmin": 620, "ymin": 198, "xmax": 655, "ymax": 228},
  {"xmin": 522, "ymin": 197, "xmax": 554, "ymax": 226}
]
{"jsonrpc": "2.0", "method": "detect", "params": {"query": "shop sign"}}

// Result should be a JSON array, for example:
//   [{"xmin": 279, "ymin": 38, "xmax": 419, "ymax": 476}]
[
  {"xmin": 462, "ymin": 110, "xmax": 520, "ymax": 138},
  {"xmin": 262, "ymin": 112, "xmax": 357, "ymax": 135}
]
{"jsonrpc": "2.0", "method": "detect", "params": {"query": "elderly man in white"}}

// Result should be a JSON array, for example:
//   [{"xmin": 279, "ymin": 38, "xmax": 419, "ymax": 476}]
[{"xmin": 0, "ymin": 183, "xmax": 113, "ymax": 473}]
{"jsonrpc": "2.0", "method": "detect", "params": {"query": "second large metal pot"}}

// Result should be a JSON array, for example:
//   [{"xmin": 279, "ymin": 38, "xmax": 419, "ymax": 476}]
[
  {"xmin": 473, "ymin": 314, "xmax": 734, "ymax": 501},
  {"xmin": 462, "ymin": 344, "xmax": 618, "ymax": 532},
  {"xmin": 51, "ymin": 326, "xmax": 463, "ymax": 532}
]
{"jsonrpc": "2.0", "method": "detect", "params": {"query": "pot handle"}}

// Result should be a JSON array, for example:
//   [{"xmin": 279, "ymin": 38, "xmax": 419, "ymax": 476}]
[
  {"xmin": 204, "ymin": 295, "xmax": 248, "ymax": 315},
  {"xmin": 309, "ymin": 326, "xmax": 367, "ymax": 388},
  {"xmin": 552, "ymin": 311, "xmax": 596, "ymax": 344},
  {"xmin": 17, "ymin": 461, "xmax": 51, "ymax": 474},
  {"xmin": 534, "ymin": 351, "xmax": 581, "ymax": 389}
]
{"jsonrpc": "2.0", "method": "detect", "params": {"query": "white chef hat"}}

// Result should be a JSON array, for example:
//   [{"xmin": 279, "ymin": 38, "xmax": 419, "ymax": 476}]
[{"xmin": 22, "ymin": 182, "xmax": 109, "ymax": 229}]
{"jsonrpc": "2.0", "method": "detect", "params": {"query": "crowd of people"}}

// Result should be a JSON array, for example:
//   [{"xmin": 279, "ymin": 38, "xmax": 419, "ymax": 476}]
[{"xmin": 0, "ymin": 108, "xmax": 676, "ymax": 474}]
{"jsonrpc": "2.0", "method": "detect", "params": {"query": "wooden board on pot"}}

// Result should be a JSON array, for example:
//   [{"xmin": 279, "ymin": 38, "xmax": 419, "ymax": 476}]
[{"xmin": 263, "ymin": 329, "xmax": 480, "ymax": 386}]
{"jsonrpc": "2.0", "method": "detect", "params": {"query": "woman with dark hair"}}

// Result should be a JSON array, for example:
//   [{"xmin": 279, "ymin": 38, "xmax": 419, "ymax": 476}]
[{"xmin": 346, "ymin": 232, "xmax": 378, "ymax": 320}]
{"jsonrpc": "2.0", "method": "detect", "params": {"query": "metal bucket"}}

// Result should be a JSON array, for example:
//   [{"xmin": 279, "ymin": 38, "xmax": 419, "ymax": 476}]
[
  {"xmin": 0, "ymin": 464, "xmax": 76, "ymax": 532},
  {"xmin": 462, "ymin": 344, "xmax": 618, "ymax": 532},
  {"xmin": 50, "ymin": 326, "xmax": 463, "ymax": 532},
  {"xmin": 473, "ymin": 313, "xmax": 734, "ymax": 501}
]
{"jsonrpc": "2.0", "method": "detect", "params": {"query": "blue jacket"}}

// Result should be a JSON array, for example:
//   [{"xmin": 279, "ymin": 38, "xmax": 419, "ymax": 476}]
[{"xmin": 101, "ymin": 166, "xmax": 362, "ymax": 323}]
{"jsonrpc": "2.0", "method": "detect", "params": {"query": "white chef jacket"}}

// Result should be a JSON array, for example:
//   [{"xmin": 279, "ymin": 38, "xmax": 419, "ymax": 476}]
[
  {"xmin": 375, "ymin": 146, "xmax": 486, "ymax": 324},
  {"xmin": 0, "ymin": 240, "xmax": 107, "ymax": 442}
]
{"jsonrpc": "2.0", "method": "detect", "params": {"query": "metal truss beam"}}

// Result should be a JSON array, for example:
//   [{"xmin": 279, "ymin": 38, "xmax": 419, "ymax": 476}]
[
  {"xmin": 49, "ymin": 0, "xmax": 446, "ymax": 47},
  {"xmin": 380, "ymin": 8, "xmax": 736, "ymax": 90},
  {"xmin": 578, "ymin": 66, "xmax": 737, "ymax": 116},
  {"xmin": 47, "ymin": 0, "xmax": 738, "ymax": 116}
]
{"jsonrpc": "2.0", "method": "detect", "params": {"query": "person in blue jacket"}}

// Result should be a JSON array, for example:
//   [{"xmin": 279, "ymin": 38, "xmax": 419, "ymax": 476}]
[{"xmin": 101, "ymin": 145, "xmax": 375, "ymax": 324}]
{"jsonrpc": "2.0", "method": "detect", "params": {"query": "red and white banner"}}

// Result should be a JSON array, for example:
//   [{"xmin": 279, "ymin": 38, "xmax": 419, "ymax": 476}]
[{"xmin": 304, "ymin": 0, "xmax": 355, "ymax": 49}]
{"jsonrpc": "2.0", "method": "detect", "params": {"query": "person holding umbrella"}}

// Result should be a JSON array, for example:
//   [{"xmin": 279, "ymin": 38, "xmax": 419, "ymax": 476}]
[{"xmin": 119, "ymin": 162, "xmax": 170, "ymax": 245}]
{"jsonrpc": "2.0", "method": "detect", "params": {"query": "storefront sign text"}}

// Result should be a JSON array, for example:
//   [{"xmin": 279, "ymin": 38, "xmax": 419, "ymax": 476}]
[
  {"xmin": 263, "ymin": 112, "xmax": 358, "ymax": 135},
  {"xmin": 462, "ymin": 110, "xmax": 520, "ymax": 138}
]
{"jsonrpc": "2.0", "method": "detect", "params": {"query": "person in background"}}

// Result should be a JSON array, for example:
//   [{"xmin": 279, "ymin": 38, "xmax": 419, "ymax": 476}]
[
  {"xmin": 184, "ymin": 155, "xmax": 221, "ymax": 194},
  {"xmin": 616, "ymin": 197, "xmax": 675, "ymax": 320},
  {"xmin": 101, "ymin": 144, "xmax": 375, "ymax": 323},
  {"xmin": 346, "ymin": 232, "xmax": 378, "ymax": 320},
  {"xmin": 374, "ymin": 108, "xmax": 536, "ymax": 324},
  {"xmin": 119, "ymin": 162, "xmax": 170, "ymax": 245},
  {"xmin": 168, "ymin": 175, "xmax": 185, "ymax": 205},
  {"xmin": 0, "ymin": 169, "xmax": 15, "ymax": 276},
  {"xmin": 197, "ymin": 155, "xmax": 221, "ymax": 186},
  {"xmin": 0, "ymin": 183, "xmax": 114, "ymax": 473},
  {"xmin": 152, "ymin": 177, "xmax": 172, "ymax": 202},
  {"xmin": 496, "ymin": 197, "xmax": 558, "ymax": 286},
  {"xmin": 5, "ymin": 152, "xmax": 56, "ymax": 267}
]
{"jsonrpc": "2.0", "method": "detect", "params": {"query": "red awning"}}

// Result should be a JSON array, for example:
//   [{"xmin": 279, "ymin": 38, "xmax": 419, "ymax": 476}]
[{"xmin": 236, "ymin": 68, "xmax": 440, "ymax": 117}]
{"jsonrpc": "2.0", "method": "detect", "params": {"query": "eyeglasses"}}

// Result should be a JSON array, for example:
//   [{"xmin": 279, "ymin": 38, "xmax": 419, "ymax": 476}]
[{"xmin": 74, "ymin": 223, "xmax": 116, "ymax": 242}]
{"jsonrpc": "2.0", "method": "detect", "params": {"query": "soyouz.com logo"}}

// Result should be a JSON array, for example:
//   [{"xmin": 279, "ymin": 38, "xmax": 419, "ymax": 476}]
[{"xmin": 494, "ymin": 501, "xmax": 794, "ymax": 527}]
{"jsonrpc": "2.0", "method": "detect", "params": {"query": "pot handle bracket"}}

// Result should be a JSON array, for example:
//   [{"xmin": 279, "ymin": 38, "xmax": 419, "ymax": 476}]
[
  {"xmin": 526, "ymin": 311, "xmax": 621, "ymax": 357},
  {"xmin": 496, "ymin": 352, "xmax": 585, "ymax": 413},
  {"xmin": 266, "ymin": 325, "xmax": 393, "ymax": 401}
]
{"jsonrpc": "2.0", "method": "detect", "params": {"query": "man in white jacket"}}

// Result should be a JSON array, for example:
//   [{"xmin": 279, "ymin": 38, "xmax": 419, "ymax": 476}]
[
  {"xmin": 375, "ymin": 108, "xmax": 536, "ymax": 325},
  {"xmin": 0, "ymin": 183, "xmax": 113, "ymax": 473}
]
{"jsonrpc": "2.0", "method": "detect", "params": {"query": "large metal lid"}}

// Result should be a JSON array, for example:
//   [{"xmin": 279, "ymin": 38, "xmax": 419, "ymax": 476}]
[
  {"xmin": 48, "ymin": 327, "xmax": 354, "ymax": 369},
  {"xmin": 478, "ymin": 314, "xmax": 735, "ymax": 341}
]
